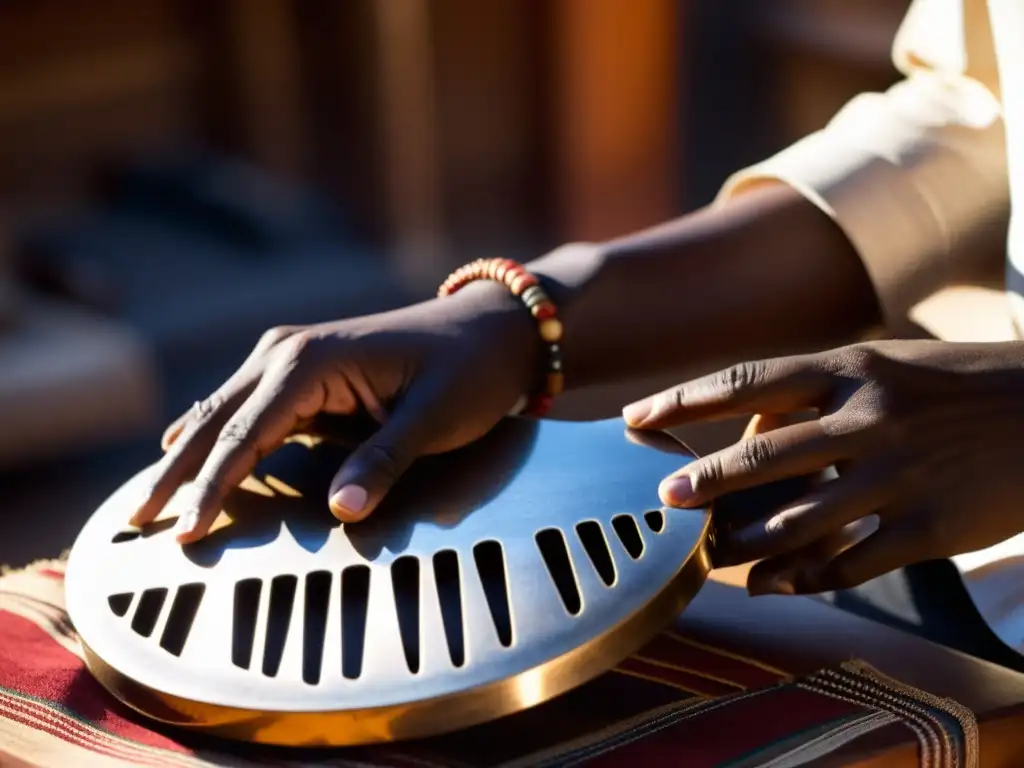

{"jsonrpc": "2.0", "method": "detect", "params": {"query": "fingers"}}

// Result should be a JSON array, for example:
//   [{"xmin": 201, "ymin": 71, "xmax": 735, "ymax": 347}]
[
  {"xmin": 659, "ymin": 419, "xmax": 850, "ymax": 508},
  {"xmin": 161, "ymin": 411, "xmax": 191, "ymax": 451},
  {"xmin": 160, "ymin": 326, "xmax": 296, "ymax": 451},
  {"xmin": 712, "ymin": 461, "xmax": 896, "ymax": 566},
  {"xmin": 793, "ymin": 523, "xmax": 932, "ymax": 594},
  {"xmin": 327, "ymin": 382, "xmax": 443, "ymax": 523},
  {"xmin": 746, "ymin": 515, "xmax": 934, "ymax": 595},
  {"xmin": 745, "ymin": 520, "xmax": 869, "ymax": 595},
  {"xmin": 131, "ymin": 387, "xmax": 254, "ymax": 527},
  {"xmin": 623, "ymin": 355, "xmax": 830, "ymax": 430},
  {"xmin": 174, "ymin": 360, "xmax": 334, "ymax": 543},
  {"xmin": 162, "ymin": 382, "xmax": 254, "ymax": 452}
]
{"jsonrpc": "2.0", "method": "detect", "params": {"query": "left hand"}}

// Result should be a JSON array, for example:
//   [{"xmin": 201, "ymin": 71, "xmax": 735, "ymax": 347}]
[{"xmin": 623, "ymin": 340, "xmax": 1024, "ymax": 596}]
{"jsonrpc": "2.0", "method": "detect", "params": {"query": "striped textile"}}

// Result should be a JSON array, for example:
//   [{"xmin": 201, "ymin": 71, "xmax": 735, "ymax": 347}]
[{"xmin": 0, "ymin": 558, "xmax": 974, "ymax": 767}]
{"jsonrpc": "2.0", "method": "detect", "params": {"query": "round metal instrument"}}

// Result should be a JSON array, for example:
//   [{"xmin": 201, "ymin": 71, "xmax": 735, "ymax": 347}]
[{"xmin": 66, "ymin": 417, "xmax": 711, "ymax": 746}]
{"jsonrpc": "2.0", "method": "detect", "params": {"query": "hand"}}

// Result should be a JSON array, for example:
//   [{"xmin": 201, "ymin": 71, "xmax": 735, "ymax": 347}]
[
  {"xmin": 131, "ymin": 282, "xmax": 538, "ymax": 542},
  {"xmin": 623, "ymin": 340, "xmax": 1024, "ymax": 595}
]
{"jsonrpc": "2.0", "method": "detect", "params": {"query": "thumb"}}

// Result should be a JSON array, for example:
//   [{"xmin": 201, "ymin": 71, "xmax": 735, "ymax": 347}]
[{"xmin": 327, "ymin": 392, "xmax": 437, "ymax": 522}]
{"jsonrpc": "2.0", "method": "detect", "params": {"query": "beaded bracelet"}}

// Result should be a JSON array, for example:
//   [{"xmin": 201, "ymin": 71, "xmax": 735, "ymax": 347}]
[{"xmin": 438, "ymin": 257, "xmax": 563, "ymax": 417}]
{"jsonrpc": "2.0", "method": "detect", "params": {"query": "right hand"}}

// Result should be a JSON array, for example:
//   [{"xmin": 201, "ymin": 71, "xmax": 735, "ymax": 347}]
[{"xmin": 130, "ymin": 282, "xmax": 540, "ymax": 543}]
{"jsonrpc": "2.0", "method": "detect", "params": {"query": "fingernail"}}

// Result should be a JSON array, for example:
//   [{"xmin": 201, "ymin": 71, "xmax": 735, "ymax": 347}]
[
  {"xmin": 622, "ymin": 400, "xmax": 652, "ymax": 427},
  {"xmin": 330, "ymin": 485, "xmax": 368, "ymax": 519},
  {"xmin": 174, "ymin": 509, "xmax": 199, "ymax": 539},
  {"xmin": 748, "ymin": 574, "xmax": 795, "ymax": 597},
  {"xmin": 659, "ymin": 474, "xmax": 695, "ymax": 506}
]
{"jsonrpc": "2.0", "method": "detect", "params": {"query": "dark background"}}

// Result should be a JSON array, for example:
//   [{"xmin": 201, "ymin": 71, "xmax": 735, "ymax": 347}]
[{"xmin": 0, "ymin": 0, "xmax": 909, "ymax": 567}]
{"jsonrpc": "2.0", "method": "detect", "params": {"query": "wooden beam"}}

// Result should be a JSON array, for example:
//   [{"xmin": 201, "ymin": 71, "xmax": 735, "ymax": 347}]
[
  {"xmin": 550, "ymin": 0, "xmax": 682, "ymax": 242},
  {"xmin": 371, "ymin": 0, "xmax": 445, "ymax": 289},
  {"xmin": 216, "ymin": 0, "xmax": 308, "ymax": 180}
]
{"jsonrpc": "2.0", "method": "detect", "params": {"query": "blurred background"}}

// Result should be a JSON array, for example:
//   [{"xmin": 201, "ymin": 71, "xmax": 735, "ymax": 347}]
[{"xmin": 0, "ymin": 0, "xmax": 909, "ymax": 566}]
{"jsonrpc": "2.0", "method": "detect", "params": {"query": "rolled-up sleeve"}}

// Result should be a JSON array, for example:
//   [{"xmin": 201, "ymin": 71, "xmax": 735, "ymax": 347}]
[{"xmin": 717, "ymin": 0, "xmax": 1008, "ymax": 332}]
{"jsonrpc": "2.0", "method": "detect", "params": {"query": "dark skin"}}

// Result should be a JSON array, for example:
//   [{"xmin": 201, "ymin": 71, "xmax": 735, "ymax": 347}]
[
  {"xmin": 625, "ymin": 340, "xmax": 1024, "ymax": 595},
  {"xmin": 132, "ymin": 183, "xmax": 1021, "ymax": 596},
  {"xmin": 134, "ymin": 184, "xmax": 875, "ymax": 540}
]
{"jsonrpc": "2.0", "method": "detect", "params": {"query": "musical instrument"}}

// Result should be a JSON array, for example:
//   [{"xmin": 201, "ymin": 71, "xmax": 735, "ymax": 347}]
[{"xmin": 66, "ymin": 417, "xmax": 710, "ymax": 746}]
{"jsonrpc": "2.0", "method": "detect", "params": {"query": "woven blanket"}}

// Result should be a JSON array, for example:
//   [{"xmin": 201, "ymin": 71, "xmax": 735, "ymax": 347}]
[{"xmin": 0, "ymin": 558, "xmax": 977, "ymax": 767}]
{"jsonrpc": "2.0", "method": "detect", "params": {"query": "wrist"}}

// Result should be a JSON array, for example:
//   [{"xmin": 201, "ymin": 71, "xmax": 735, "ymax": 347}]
[
  {"xmin": 442, "ymin": 277, "xmax": 544, "ymax": 397},
  {"xmin": 440, "ymin": 258, "xmax": 572, "ymax": 416}
]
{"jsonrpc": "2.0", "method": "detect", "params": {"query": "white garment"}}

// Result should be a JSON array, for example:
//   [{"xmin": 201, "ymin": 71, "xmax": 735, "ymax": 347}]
[{"xmin": 718, "ymin": 0, "xmax": 1024, "ymax": 652}]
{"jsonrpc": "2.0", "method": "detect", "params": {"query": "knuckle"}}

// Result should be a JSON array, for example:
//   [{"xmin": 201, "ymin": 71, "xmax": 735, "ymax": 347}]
[
  {"xmin": 836, "ymin": 343, "xmax": 890, "ymax": 379},
  {"xmin": 668, "ymin": 384, "xmax": 687, "ymax": 411},
  {"xmin": 763, "ymin": 506, "xmax": 804, "ymax": 540},
  {"xmin": 816, "ymin": 410, "xmax": 848, "ymax": 438},
  {"xmin": 269, "ymin": 330, "xmax": 319, "ymax": 368},
  {"xmin": 191, "ymin": 393, "xmax": 223, "ymax": 421},
  {"xmin": 852, "ymin": 385, "xmax": 909, "ymax": 440},
  {"xmin": 218, "ymin": 417, "xmax": 256, "ymax": 446},
  {"xmin": 191, "ymin": 471, "xmax": 230, "ymax": 500},
  {"xmin": 647, "ymin": 385, "xmax": 687, "ymax": 420},
  {"xmin": 736, "ymin": 435, "xmax": 776, "ymax": 474},
  {"xmin": 690, "ymin": 455, "xmax": 726, "ymax": 496},
  {"xmin": 713, "ymin": 361, "xmax": 764, "ymax": 398},
  {"xmin": 363, "ymin": 443, "xmax": 404, "ymax": 483},
  {"xmin": 820, "ymin": 403, "xmax": 874, "ymax": 438},
  {"xmin": 259, "ymin": 325, "xmax": 298, "ymax": 349}
]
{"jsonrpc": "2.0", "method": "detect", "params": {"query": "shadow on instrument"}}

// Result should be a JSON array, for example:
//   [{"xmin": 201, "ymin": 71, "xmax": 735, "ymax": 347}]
[{"xmin": 179, "ymin": 417, "xmax": 541, "ymax": 567}]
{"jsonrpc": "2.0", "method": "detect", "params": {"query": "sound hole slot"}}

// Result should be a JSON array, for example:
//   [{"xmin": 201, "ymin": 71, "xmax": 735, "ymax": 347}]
[
  {"xmin": 473, "ymin": 540, "xmax": 513, "ymax": 647},
  {"xmin": 108, "ymin": 593, "xmax": 133, "ymax": 617},
  {"xmin": 232, "ymin": 578, "xmax": 262, "ymax": 670},
  {"xmin": 433, "ymin": 549, "xmax": 465, "ymax": 667},
  {"xmin": 111, "ymin": 530, "xmax": 140, "ymax": 544},
  {"xmin": 612, "ymin": 514, "xmax": 645, "ymax": 559},
  {"xmin": 341, "ymin": 565, "xmax": 371, "ymax": 679},
  {"xmin": 391, "ymin": 556, "xmax": 421, "ymax": 674},
  {"xmin": 262, "ymin": 575, "xmax": 298, "ymax": 678},
  {"xmin": 644, "ymin": 510, "xmax": 665, "ymax": 533},
  {"xmin": 302, "ymin": 571, "xmax": 332, "ymax": 685},
  {"xmin": 575, "ymin": 521, "xmax": 616, "ymax": 586},
  {"xmin": 130, "ymin": 588, "xmax": 168, "ymax": 638},
  {"xmin": 159, "ymin": 583, "xmax": 205, "ymax": 656},
  {"xmin": 535, "ymin": 529, "xmax": 582, "ymax": 616}
]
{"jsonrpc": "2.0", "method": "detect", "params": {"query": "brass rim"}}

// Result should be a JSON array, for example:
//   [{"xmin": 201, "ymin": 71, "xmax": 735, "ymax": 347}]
[
  {"xmin": 70, "ymin": 419, "xmax": 713, "ymax": 747},
  {"xmin": 81, "ymin": 527, "xmax": 710, "ymax": 746}
]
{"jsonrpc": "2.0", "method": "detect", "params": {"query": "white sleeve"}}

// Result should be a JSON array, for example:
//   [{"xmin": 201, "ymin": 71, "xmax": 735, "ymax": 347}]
[{"xmin": 717, "ymin": 0, "xmax": 1007, "ymax": 331}]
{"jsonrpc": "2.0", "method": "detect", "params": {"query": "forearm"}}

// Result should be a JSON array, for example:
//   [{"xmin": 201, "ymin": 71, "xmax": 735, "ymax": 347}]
[{"xmin": 529, "ymin": 184, "xmax": 882, "ymax": 390}]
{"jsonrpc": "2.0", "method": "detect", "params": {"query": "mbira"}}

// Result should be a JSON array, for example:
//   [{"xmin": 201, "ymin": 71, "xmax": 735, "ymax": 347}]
[{"xmin": 66, "ymin": 417, "xmax": 711, "ymax": 746}]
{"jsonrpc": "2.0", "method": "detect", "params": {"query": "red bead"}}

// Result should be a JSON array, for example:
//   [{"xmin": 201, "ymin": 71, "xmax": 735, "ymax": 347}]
[
  {"xmin": 531, "ymin": 302, "xmax": 556, "ymax": 320},
  {"xmin": 510, "ymin": 274, "xmax": 536, "ymax": 295},
  {"xmin": 525, "ymin": 395, "xmax": 554, "ymax": 417}
]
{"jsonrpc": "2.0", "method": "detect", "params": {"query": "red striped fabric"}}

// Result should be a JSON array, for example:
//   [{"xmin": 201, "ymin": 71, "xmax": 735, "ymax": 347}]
[{"xmin": 0, "ymin": 558, "xmax": 952, "ymax": 767}]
